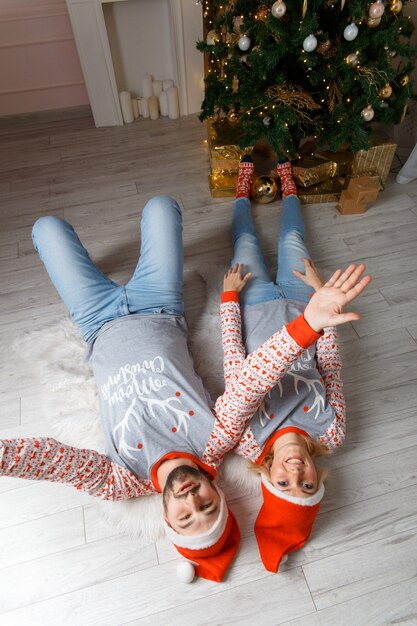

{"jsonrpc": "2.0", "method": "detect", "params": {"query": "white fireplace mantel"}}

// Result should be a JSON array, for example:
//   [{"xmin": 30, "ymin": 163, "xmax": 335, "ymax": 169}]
[{"xmin": 65, "ymin": 0, "xmax": 204, "ymax": 127}]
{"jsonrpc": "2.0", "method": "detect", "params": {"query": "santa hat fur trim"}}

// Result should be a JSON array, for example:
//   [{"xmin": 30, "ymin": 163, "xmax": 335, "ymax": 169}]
[{"xmin": 260, "ymin": 473, "xmax": 325, "ymax": 505}]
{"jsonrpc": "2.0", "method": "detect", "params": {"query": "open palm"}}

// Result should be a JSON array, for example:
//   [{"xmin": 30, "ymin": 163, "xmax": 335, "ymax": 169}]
[{"xmin": 304, "ymin": 264, "xmax": 372, "ymax": 332}]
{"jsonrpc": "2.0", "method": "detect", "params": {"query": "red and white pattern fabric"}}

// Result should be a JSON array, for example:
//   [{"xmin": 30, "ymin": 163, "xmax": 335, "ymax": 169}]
[
  {"xmin": 277, "ymin": 161, "xmax": 297, "ymax": 199},
  {"xmin": 235, "ymin": 161, "xmax": 254, "ymax": 199},
  {"xmin": 0, "ymin": 437, "xmax": 155, "ymax": 499},
  {"xmin": 218, "ymin": 297, "xmax": 346, "ymax": 454},
  {"xmin": 0, "ymin": 297, "xmax": 328, "ymax": 499}
]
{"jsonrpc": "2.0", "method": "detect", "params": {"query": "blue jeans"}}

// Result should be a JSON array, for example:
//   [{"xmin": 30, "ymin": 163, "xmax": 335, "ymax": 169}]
[
  {"xmin": 32, "ymin": 195, "xmax": 184, "ymax": 343},
  {"xmin": 231, "ymin": 195, "xmax": 312, "ymax": 305}
]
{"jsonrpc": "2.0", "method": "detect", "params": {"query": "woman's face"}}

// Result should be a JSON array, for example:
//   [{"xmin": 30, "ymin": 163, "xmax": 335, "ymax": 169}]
[{"xmin": 269, "ymin": 438, "xmax": 318, "ymax": 497}]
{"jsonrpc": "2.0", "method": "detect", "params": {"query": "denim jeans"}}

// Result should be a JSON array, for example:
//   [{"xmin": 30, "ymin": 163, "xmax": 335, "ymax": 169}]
[
  {"xmin": 231, "ymin": 195, "xmax": 312, "ymax": 305},
  {"xmin": 32, "ymin": 195, "xmax": 184, "ymax": 343}
]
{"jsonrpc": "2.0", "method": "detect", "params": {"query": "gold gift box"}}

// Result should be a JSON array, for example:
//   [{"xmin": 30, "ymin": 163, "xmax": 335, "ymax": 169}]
[
  {"xmin": 317, "ymin": 135, "xmax": 396, "ymax": 185},
  {"xmin": 293, "ymin": 155, "xmax": 338, "ymax": 188},
  {"xmin": 206, "ymin": 122, "xmax": 396, "ymax": 199},
  {"xmin": 207, "ymin": 118, "xmax": 251, "ymax": 172},
  {"xmin": 351, "ymin": 135, "xmax": 396, "ymax": 185},
  {"xmin": 298, "ymin": 179, "xmax": 345, "ymax": 204},
  {"xmin": 316, "ymin": 150, "xmax": 354, "ymax": 177},
  {"xmin": 208, "ymin": 170, "xmax": 237, "ymax": 197}
]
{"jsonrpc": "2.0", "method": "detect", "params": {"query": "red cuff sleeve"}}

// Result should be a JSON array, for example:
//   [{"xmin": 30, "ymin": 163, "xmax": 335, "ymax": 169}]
[
  {"xmin": 286, "ymin": 314, "xmax": 323, "ymax": 349},
  {"xmin": 221, "ymin": 291, "xmax": 239, "ymax": 303}
]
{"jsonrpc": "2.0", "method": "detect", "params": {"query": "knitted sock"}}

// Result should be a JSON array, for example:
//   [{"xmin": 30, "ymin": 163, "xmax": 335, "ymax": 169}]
[
  {"xmin": 277, "ymin": 160, "xmax": 297, "ymax": 199},
  {"xmin": 235, "ymin": 155, "xmax": 254, "ymax": 199}
]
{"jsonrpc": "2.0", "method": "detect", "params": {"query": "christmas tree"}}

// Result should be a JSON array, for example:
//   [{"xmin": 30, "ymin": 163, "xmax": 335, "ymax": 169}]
[{"xmin": 197, "ymin": 0, "xmax": 416, "ymax": 158}]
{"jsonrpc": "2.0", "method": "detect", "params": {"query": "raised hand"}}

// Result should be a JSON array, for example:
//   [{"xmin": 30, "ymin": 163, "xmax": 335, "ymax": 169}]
[
  {"xmin": 303, "ymin": 264, "xmax": 372, "ymax": 332},
  {"xmin": 223, "ymin": 263, "xmax": 252, "ymax": 293}
]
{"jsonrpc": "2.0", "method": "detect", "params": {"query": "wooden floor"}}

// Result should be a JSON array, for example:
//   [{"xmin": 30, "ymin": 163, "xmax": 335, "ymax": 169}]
[{"xmin": 1, "ymin": 107, "xmax": 417, "ymax": 626}]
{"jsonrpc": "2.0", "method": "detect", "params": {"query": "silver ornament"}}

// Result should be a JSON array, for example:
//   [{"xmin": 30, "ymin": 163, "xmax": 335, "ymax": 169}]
[
  {"xmin": 238, "ymin": 34, "xmax": 251, "ymax": 51},
  {"xmin": 361, "ymin": 105, "xmax": 375, "ymax": 121},
  {"xmin": 343, "ymin": 22, "xmax": 358, "ymax": 41},
  {"xmin": 303, "ymin": 34, "xmax": 318, "ymax": 52}
]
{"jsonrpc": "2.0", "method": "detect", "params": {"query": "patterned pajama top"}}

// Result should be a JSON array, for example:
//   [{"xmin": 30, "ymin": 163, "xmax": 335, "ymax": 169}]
[
  {"xmin": 1, "ymin": 304, "xmax": 324, "ymax": 499},
  {"xmin": 220, "ymin": 291, "xmax": 346, "ymax": 463}
]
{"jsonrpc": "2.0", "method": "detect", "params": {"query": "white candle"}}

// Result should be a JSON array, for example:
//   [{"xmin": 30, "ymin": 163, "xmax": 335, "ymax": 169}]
[
  {"xmin": 141, "ymin": 74, "xmax": 153, "ymax": 99},
  {"xmin": 167, "ymin": 86, "xmax": 179, "ymax": 119},
  {"xmin": 139, "ymin": 98, "xmax": 150, "ymax": 119},
  {"xmin": 148, "ymin": 95, "xmax": 159, "ymax": 120},
  {"xmin": 119, "ymin": 91, "xmax": 134, "ymax": 124},
  {"xmin": 131, "ymin": 98, "xmax": 139, "ymax": 119},
  {"xmin": 158, "ymin": 91, "xmax": 169, "ymax": 116},
  {"xmin": 152, "ymin": 80, "xmax": 163, "ymax": 96},
  {"xmin": 163, "ymin": 79, "xmax": 174, "ymax": 91}
]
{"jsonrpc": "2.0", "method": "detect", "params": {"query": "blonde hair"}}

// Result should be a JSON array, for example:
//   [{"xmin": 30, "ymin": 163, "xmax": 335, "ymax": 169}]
[{"xmin": 248, "ymin": 434, "xmax": 331, "ymax": 485}]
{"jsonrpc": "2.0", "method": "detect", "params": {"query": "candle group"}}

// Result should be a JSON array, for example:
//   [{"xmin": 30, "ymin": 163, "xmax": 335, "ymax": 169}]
[{"xmin": 119, "ymin": 74, "xmax": 179, "ymax": 124}]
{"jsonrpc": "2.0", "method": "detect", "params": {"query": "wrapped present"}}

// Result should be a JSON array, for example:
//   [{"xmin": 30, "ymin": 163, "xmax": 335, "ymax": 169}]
[
  {"xmin": 298, "ymin": 179, "xmax": 345, "ymax": 204},
  {"xmin": 351, "ymin": 134, "xmax": 396, "ymax": 185},
  {"xmin": 208, "ymin": 170, "xmax": 237, "ymax": 197},
  {"xmin": 315, "ymin": 150, "xmax": 354, "ymax": 177},
  {"xmin": 293, "ymin": 155, "xmax": 339, "ymax": 188},
  {"xmin": 207, "ymin": 118, "xmax": 251, "ymax": 172}
]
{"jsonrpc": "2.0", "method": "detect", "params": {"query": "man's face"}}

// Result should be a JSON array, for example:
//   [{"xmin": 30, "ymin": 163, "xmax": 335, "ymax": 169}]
[{"xmin": 163, "ymin": 465, "xmax": 221, "ymax": 536}]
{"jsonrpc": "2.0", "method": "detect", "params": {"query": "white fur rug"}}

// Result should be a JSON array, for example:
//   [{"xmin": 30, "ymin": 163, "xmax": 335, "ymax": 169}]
[{"xmin": 13, "ymin": 267, "xmax": 258, "ymax": 542}]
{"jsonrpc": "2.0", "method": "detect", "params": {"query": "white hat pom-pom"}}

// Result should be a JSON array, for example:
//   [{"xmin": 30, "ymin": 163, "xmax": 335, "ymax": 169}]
[{"xmin": 176, "ymin": 561, "xmax": 195, "ymax": 583}]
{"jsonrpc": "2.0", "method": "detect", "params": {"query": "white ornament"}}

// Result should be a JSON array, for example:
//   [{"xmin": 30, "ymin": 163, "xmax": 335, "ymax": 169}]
[
  {"xmin": 238, "ymin": 34, "xmax": 251, "ymax": 51},
  {"xmin": 343, "ymin": 22, "xmax": 359, "ymax": 41},
  {"xmin": 176, "ymin": 561, "xmax": 195, "ymax": 583},
  {"xmin": 271, "ymin": 0, "xmax": 287, "ymax": 18},
  {"xmin": 303, "ymin": 34, "xmax": 318, "ymax": 52},
  {"xmin": 361, "ymin": 105, "xmax": 375, "ymax": 121}
]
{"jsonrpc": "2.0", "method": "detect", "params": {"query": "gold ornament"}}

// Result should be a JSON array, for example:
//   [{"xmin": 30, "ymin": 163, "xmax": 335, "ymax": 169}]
[
  {"xmin": 346, "ymin": 53, "xmax": 360, "ymax": 67},
  {"xmin": 206, "ymin": 30, "xmax": 220, "ymax": 46},
  {"xmin": 379, "ymin": 84, "xmax": 393, "ymax": 99},
  {"xmin": 271, "ymin": 0, "xmax": 287, "ymax": 18},
  {"xmin": 400, "ymin": 74, "xmax": 410, "ymax": 86},
  {"xmin": 302, "ymin": 0, "xmax": 308, "ymax": 18},
  {"xmin": 367, "ymin": 16, "xmax": 381, "ymax": 27},
  {"xmin": 317, "ymin": 39, "xmax": 331, "ymax": 53},
  {"xmin": 256, "ymin": 4, "xmax": 270, "ymax": 21},
  {"xmin": 226, "ymin": 109, "xmax": 241, "ymax": 125},
  {"xmin": 232, "ymin": 75, "xmax": 239, "ymax": 94},
  {"xmin": 369, "ymin": 1, "xmax": 385, "ymax": 18},
  {"xmin": 264, "ymin": 83, "xmax": 321, "ymax": 125},
  {"xmin": 250, "ymin": 176, "xmax": 279, "ymax": 203},
  {"xmin": 329, "ymin": 81, "xmax": 343, "ymax": 112},
  {"xmin": 390, "ymin": 0, "xmax": 403, "ymax": 13}
]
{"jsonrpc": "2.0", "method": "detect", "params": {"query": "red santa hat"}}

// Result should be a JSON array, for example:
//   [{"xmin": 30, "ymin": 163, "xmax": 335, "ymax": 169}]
[
  {"xmin": 164, "ymin": 488, "xmax": 240, "ymax": 583},
  {"xmin": 254, "ymin": 473, "xmax": 325, "ymax": 573}
]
